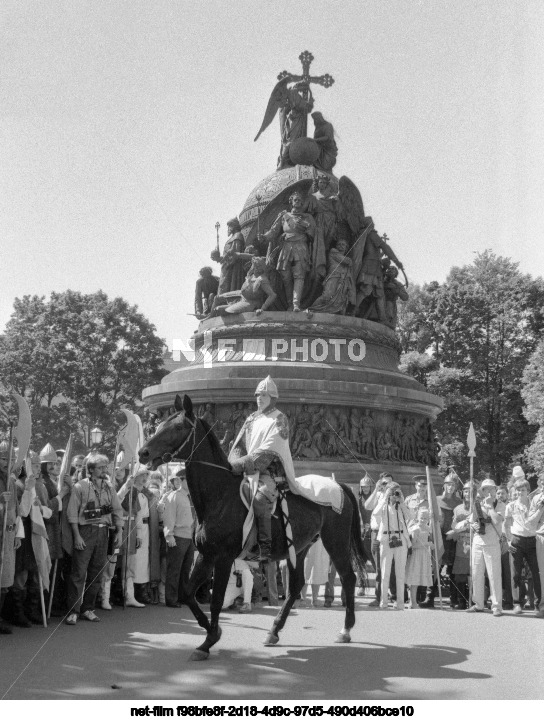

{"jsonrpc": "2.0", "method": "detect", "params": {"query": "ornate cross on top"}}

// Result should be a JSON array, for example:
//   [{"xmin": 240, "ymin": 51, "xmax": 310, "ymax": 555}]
[{"xmin": 277, "ymin": 50, "xmax": 335, "ymax": 91}]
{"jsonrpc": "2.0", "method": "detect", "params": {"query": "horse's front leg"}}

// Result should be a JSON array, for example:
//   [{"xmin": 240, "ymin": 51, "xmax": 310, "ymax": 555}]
[
  {"xmin": 183, "ymin": 552, "xmax": 214, "ymax": 636},
  {"xmin": 189, "ymin": 556, "xmax": 232, "ymax": 661},
  {"xmin": 265, "ymin": 553, "xmax": 307, "ymax": 646}
]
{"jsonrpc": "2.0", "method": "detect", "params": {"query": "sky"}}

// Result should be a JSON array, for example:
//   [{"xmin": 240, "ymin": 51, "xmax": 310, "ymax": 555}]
[{"xmin": 2, "ymin": 0, "xmax": 543, "ymax": 349}]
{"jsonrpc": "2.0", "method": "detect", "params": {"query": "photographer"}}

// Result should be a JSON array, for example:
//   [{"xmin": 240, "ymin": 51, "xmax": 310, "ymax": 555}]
[
  {"xmin": 467, "ymin": 478, "xmax": 504, "ymax": 617},
  {"xmin": 65, "ymin": 453, "xmax": 123, "ymax": 625},
  {"xmin": 373, "ymin": 482, "xmax": 413, "ymax": 610},
  {"xmin": 365, "ymin": 472, "xmax": 393, "ymax": 607}
]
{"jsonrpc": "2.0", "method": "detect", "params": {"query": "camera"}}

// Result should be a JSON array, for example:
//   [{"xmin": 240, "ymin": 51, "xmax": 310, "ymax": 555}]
[
  {"xmin": 100, "ymin": 503, "xmax": 113, "ymax": 516},
  {"xmin": 389, "ymin": 535, "xmax": 403, "ymax": 549},
  {"xmin": 83, "ymin": 501, "xmax": 102, "ymax": 521}
]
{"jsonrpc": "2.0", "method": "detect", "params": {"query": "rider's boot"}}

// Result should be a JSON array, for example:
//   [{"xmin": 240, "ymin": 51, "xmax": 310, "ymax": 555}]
[{"xmin": 253, "ymin": 493, "xmax": 273, "ymax": 561}]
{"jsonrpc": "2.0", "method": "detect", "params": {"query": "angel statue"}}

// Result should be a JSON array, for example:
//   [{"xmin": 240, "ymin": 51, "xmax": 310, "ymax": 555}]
[{"xmin": 254, "ymin": 77, "xmax": 314, "ymax": 170}]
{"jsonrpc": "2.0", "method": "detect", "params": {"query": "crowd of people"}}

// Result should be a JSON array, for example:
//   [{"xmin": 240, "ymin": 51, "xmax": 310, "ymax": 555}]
[
  {"xmin": 1, "ymin": 434, "xmax": 544, "ymax": 638},
  {"xmin": 0, "ymin": 441, "xmax": 198, "ymax": 633},
  {"xmin": 357, "ymin": 468, "xmax": 544, "ymax": 616}
]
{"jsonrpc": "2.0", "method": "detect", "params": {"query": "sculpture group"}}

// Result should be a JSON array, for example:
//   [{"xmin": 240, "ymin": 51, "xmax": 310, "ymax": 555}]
[
  {"xmin": 193, "ymin": 51, "xmax": 408, "ymax": 327},
  {"xmin": 195, "ymin": 176, "xmax": 408, "ymax": 324}
]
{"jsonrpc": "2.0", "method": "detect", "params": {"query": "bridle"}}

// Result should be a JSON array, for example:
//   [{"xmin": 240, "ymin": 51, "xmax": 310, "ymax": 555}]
[
  {"xmin": 168, "ymin": 414, "xmax": 197, "ymax": 463},
  {"xmin": 167, "ymin": 414, "xmax": 230, "ymax": 472}
]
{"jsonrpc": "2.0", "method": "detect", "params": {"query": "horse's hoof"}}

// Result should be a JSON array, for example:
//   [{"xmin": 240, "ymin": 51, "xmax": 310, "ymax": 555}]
[
  {"xmin": 335, "ymin": 632, "xmax": 351, "ymax": 643},
  {"xmin": 189, "ymin": 649, "xmax": 210, "ymax": 661},
  {"xmin": 264, "ymin": 633, "xmax": 279, "ymax": 646}
]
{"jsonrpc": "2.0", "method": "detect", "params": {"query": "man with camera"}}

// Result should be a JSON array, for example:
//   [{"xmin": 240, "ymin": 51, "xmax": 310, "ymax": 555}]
[
  {"xmin": 65, "ymin": 453, "xmax": 124, "ymax": 624},
  {"xmin": 372, "ymin": 481, "xmax": 413, "ymax": 609},
  {"xmin": 467, "ymin": 478, "xmax": 505, "ymax": 617},
  {"xmin": 365, "ymin": 472, "xmax": 394, "ymax": 607}
]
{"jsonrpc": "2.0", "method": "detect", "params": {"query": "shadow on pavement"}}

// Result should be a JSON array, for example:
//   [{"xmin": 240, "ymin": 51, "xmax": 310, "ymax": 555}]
[{"xmin": 1, "ymin": 608, "xmax": 490, "ymax": 700}]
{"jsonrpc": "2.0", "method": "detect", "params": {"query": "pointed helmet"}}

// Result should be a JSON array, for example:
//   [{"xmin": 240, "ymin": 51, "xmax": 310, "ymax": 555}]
[
  {"xmin": 255, "ymin": 375, "xmax": 278, "ymax": 398},
  {"xmin": 39, "ymin": 443, "xmax": 57, "ymax": 464}
]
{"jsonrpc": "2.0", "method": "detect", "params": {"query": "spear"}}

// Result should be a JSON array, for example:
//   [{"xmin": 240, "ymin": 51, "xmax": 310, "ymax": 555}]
[
  {"xmin": 0, "ymin": 424, "xmax": 14, "ymax": 590},
  {"xmin": 48, "ymin": 432, "xmax": 74, "ymax": 619},
  {"xmin": 255, "ymin": 194, "xmax": 263, "ymax": 240},
  {"xmin": 467, "ymin": 423, "xmax": 477, "ymax": 607},
  {"xmin": 215, "ymin": 221, "xmax": 220, "ymax": 255}
]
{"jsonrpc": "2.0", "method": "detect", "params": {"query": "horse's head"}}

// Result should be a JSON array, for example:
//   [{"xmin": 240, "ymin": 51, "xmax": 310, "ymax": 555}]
[{"xmin": 139, "ymin": 394, "xmax": 196, "ymax": 470}]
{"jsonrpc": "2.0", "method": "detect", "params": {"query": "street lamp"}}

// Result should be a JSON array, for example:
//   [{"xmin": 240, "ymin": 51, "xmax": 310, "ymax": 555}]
[{"xmin": 90, "ymin": 427, "xmax": 103, "ymax": 447}]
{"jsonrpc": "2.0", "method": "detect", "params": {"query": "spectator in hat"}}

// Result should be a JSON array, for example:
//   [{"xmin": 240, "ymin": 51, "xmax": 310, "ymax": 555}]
[
  {"xmin": 372, "ymin": 481, "xmax": 413, "ymax": 610},
  {"xmin": 467, "ymin": 478, "xmax": 504, "ymax": 617},
  {"xmin": 65, "ymin": 453, "xmax": 124, "ymax": 624},
  {"xmin": 365, "ymin": 472, "xmax": 395, "ymax": 607},
  {"xmin": 504, "ymin": 476, "xmax": 543, "ymax": 617}
]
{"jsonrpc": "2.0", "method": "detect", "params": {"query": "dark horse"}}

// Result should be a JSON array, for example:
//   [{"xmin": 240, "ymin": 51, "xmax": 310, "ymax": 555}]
[{"xmin": 139, "ymin": 394, "xmax": 369, "ymax": 660}]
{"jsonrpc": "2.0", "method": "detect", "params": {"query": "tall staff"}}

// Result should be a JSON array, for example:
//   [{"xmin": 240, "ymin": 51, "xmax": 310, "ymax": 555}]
[
  {"xmin": 426, "ymin": 466, "xmax": 444, "ymax": 610},
  {"xmin": 47, "ymin": 433, "xmax": 74, "ymax": 619},
  {"xmin": 119, "ymin": 408, "xmax": 142, "ymax": 609},
  {"xmin": 215, "ymin": 221, "xmax": 220, "ymax": 255},
  {"xmin": 467, "ymin": 423, "xmax": 477, "ymax": 606},
  {"xmin": 0, "ymin": 425, "xmax": 14, "ymax": 589}
]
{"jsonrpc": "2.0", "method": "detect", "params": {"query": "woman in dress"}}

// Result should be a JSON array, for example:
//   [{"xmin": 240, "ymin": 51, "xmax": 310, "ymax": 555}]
[
  {"xmin": 308, "ymin": 239, "xmax": 355, "ymax": 315},
  {"xmin": 406, "ymin": 509, "xmax": 434, "ymax": 609}
]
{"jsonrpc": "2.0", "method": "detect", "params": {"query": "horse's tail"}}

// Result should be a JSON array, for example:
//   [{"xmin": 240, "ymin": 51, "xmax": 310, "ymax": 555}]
[{"xmin": 341, "ymin": 483, "xmax": 370, "ymax": 591}]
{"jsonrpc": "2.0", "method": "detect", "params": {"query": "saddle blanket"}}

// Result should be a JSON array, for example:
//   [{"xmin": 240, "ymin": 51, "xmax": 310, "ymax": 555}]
[{"xmin": 290, "ymin": 474, "xmax": 344, "ymax": 514}]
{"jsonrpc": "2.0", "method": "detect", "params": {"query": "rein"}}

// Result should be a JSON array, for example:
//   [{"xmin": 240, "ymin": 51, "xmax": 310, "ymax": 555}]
[{"xmin": 170, "ymin": 416, "xmax": 232, "ymax": 473}]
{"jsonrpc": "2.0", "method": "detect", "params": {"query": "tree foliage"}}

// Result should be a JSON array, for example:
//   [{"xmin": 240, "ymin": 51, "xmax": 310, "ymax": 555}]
[
  {"xmin": 0, "ymin": 290, "xmax": 165, "ymax": 452},
  {"xmin": 521, "ymin": 339, "xmax": 544, "ymax": 475},
  {"xmin": 400, "ymin": 251, "xmax": 544, "ymax": 481}
]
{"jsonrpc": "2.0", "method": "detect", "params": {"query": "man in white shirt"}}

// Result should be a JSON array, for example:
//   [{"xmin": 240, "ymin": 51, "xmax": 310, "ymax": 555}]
[
  {"xmin": 365, "ymin": 472, "xmax": 392, "ymax": 607},
  {"xmin": 467, "ymin": 478, "xmax": 504, "ymax": 617},
  {"xmin": 505, "ymin": 478, "xmax": 543, "ymax": 617},
  {"xmin": 372, "ymin": 482, "xmax": 413, "ymax": 610}
]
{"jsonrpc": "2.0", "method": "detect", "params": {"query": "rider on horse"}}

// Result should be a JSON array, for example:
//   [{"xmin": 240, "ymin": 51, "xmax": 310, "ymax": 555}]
[{"xmin": 228, "ymin": 376, "xmax": 293, "ymax": 561}]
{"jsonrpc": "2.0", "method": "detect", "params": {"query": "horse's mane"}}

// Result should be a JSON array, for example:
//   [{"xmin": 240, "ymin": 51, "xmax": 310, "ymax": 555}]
[{"xmin": 198, "ymin": 417, "xmax": 230, "ymax": 469}]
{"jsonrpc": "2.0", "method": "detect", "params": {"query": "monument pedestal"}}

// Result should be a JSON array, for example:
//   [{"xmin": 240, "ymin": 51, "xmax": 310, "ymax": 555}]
[{"xmin": 143, "ymin": 312, "xmax": 443, "ymax": 492}]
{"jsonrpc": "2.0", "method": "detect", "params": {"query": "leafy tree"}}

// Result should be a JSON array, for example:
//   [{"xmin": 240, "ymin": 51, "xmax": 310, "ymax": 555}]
[
  {"xmin": 521, "ymin": 339, "xmax": 544, "ymax": 475},
  {"xmin": 401, "ymin": 251, "xmax": 544, "ymax": 482},
  {"xmin": 0, "ymin": 290, "xmax": 165, "ymax": 452}
]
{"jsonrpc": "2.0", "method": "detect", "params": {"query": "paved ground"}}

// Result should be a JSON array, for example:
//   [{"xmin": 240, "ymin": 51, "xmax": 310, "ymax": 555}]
[{"xmin": 0, "ymin": 596, "xmax": 542, "ymax": 701}]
